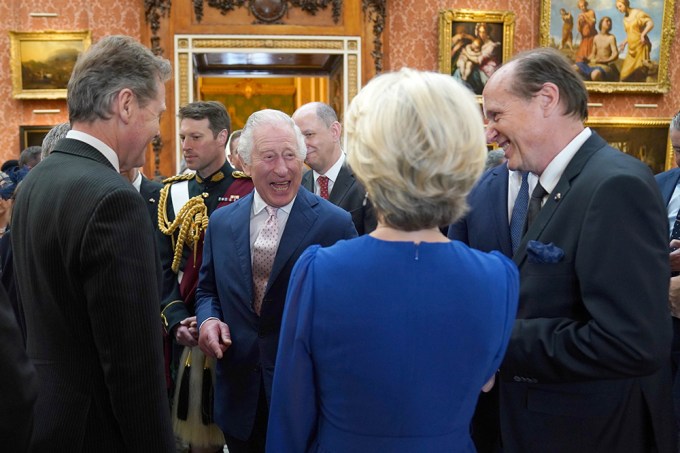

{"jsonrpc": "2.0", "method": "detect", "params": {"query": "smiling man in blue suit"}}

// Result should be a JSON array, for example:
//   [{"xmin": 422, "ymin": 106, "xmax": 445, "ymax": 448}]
[{"xmin": 196, "ymin": 109, "xmax": 357, "ymax": 453}]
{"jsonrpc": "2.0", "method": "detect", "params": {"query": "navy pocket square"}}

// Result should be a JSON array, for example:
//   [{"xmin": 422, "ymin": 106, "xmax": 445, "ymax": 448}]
[{"xmin": 526, "ymin": 240, "xmax": 564, "ymax": 264}]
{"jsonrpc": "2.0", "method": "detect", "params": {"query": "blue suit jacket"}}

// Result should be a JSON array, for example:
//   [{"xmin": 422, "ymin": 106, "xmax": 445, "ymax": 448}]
[
  {"xmin": 448, "ymin": 162, "xmax": 512, "ymax": 256},
  {"xmin": 195, "ymin": 187, "xmax": 357, "ymax": 440},
  {"xmin": 655, "ymin": 167, "xmax": 680, "ymax": 206}
]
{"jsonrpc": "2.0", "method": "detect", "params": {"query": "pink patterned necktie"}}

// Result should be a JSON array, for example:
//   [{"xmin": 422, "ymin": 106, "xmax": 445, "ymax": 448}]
[
  {"xmin": 252, "ymin": 206, "xmax": 279, "ymax": 315},
  {"xmin": 317, "ymin": 175, "xmax": 330, "ymax": 200}
]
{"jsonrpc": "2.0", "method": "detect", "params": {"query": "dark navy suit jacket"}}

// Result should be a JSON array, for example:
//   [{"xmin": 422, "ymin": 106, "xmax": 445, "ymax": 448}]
[
  {"xmin": 448, "ymin": 162, "xmax": 512, "ymax": 256},
  {"xmin": 656, "ymin": 167, "xmax": 680, "ymax": 207},
  {"xmin": 195, "ymin": 187, "xmax": 357, "ymax": 440},
  {"xmin": 302, "ymin": 164, "xmax": 376, "ymax": 235}
]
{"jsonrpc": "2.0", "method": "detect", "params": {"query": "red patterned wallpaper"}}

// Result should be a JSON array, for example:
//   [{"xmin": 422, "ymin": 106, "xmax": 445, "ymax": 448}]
[
  {"xmin": 386, "ymin": 0, "xmax": 680, "ymax": 119},
  {"xmin": 0, "ymin": 0, "xmax": 141, "ymax": 162},
  {"xmin": 2, "ymin": 0, "xmax": 678, "ymax": 165}
]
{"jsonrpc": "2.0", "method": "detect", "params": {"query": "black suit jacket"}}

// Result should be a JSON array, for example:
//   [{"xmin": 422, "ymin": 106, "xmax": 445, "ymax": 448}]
[
  {"xmin": 302, "ymin": 163, "xmax": 376, "ymax": 234},
  {"xmin": 139, "ymin": 174, "xmax": 162, "ymax": 227},
  {"xmin": 0, "ymin": 284, "xmax": 36, "ymax": 451},
  {"xmin": 11, "ymin": 138, "xmax": 175, "ymax": 452},
  {"xmin": 500, "ymin": 132, "xmax": 674, "ymax": 452}
]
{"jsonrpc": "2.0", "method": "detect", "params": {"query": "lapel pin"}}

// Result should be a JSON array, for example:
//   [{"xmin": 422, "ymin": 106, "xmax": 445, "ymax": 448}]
[
  {"xmin": 149, "ymin": 198, "xmax": 156, "ymax": 204},
  {"xmin": 554, "ymin": 193, "xmax": 561, "ymax": 201}
]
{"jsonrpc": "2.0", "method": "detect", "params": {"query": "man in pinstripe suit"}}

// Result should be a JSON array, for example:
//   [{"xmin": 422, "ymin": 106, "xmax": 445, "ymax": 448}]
[{"xmin": 11, "ymin": 36, "xmax": 176, "ymax": 452}]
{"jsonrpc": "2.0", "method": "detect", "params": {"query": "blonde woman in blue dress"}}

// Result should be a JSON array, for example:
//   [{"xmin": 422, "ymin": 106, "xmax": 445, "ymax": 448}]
[{"xmin": 267, "ymin": 68, "xmax": 519, "ymax": 453}]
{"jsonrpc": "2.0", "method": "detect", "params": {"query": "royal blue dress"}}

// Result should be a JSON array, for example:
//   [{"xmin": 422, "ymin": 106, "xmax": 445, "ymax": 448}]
[{"xmin": 267, "ymin": 235, "xmax": 518, "ymax": 452}]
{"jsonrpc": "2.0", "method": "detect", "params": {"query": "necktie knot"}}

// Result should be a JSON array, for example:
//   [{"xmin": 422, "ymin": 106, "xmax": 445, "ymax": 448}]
[
  {"xmin": 317, "ymin": 175, "xmax": 330, "ymax": 200},
  {"xmin": 265, "ymin": 206, "xmax": 278, "ymax": 218},
  {"xmin": 525, "ymin": 181, "xmax": 548, "ymax": 233},
  {"xmin": 531, "ymin": 182, "xmax": 548, "ymax": 200}
]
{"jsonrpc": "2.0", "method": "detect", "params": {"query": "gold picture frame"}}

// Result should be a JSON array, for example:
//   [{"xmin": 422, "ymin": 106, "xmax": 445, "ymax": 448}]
[
  {"xmin": 9, "ymin": 30, "xmax": 91, "ymax": 100},
  {"xmin": 539, "ymin": 0, "xmax": 676, "ymax": 93},
  {"xmin": 438, "ymin": 9, "xmax": 515, "ymax": 97},
  {"xmin": 586, "ymin": 117, "xmax": 672, "ymax": 173},
  {"xmin": 19, "ymin": 125, "xmax": 53, "ymax": 151}
]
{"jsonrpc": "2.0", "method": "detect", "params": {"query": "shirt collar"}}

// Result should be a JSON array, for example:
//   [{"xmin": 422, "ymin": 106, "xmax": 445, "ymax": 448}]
[
  {"xmin": 539, "ymin": 127, "xmax": 591, "ymax": 195},
  {"xmin": 312, "ymin": 152, "xmax": 345, "ymax": 183},
  {"xmin": 252, "ymin": 189, "xmax": 296, "ymax": 216},
  {"xmin": 66, "ymin": 130, "xmax": 120, "ymax": 171},
  {"xmin": 131, "ymin": 171, "xmax": 142, "ymax": 192}
]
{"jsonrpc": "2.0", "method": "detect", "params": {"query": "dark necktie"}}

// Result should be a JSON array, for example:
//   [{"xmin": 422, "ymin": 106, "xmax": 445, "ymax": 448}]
[
  {"xmin": 510, "ymin": 172, "xmax": 530, "ymax": 253},
  {"xmin": 524, "ymin": 182, "xmax": 548, "ymax": 233},
  {"xmin": 671, "ymin": 208, "xmax": 680, "ymax": 276},
  {"xmin": 317, "ymin": 175, "xmax": 330, "ymax": 200},
  {"xmin": 671, "ymin": 208, "xmax": 680, "ymax": 241}
]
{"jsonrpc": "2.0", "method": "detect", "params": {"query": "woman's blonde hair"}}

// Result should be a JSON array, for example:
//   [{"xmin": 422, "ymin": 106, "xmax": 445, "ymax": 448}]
[{"xmin": 346, "ymin": 68, "xmax": 486, "ymax": 231}]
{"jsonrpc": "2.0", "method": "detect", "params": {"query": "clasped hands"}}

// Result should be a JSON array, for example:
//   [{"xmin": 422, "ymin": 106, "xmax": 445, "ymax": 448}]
[{"xmin": 668, "ymin": 240, "xmax": 680, "ymax": 318}]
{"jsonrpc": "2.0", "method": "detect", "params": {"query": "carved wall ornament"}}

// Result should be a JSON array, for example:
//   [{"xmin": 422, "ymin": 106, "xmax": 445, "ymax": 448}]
[
  {"xmin": 194, "ymin": 0, "xmax": 341, "ymax": 24},
  {"xmin": 144, "ymin": 0, "xmax": 172, "ymax": 56},
  {"xmin": 362, "ymin": 0, "xmax": 386, "ymax": 74}
]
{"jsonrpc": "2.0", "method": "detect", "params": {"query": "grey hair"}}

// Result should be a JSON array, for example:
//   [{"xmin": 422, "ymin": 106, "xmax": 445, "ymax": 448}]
[
  {"xmin": 67, "ymin": 35, "xmax": 172, "ymax": 123},
  {"xmin": 303, "ymin": 102, "xmax": 339, "ymax": 127},
  {"xmin": 671, "ymin": 111, "xmax": 680, "ymax": 132},
  {"xmin": 228, "ymin": 129, "xmax": 242, "ymax": 154},
  {"xmin": 19, "ymin": 146, "xmax": 42, "ymax": 167},
  {"xmin": 238, "ymin": 109, "xmax": 306, "ymax": 165},
  {"xmin": 41, "ymin": 122, "xmax": 72, "ymax": 159}
]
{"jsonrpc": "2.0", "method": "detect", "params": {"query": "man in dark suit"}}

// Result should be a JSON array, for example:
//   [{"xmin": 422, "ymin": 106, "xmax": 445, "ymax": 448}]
[
  {"xmin": 448, "ymin": 163, "xmax": 538, "ymax": 453},
  {"xmin": 0, "ymin": 284, "xmax": 37, "ymax": 451},
  {"xmin": 655, "ymin": 111, "xmax": 680, "ymax": 447},
  {"xmin": 483, "ymin": 47, "xmax": 674, "ymax": 452},
  {"xmin": 196, "ymin": 109, "xmax": 357, "ymax": 452},
  {"xmin": 120, "ymin": 166, "xmax": 162, "ymax": 225},
  {"xmin": 11, "ymin": 36, "xmax": 176, "ymax": 451},
  {"xmin": 293, "ymin": 102, "xmax": 376, "ymax": 234},
  {"xmin": 449, "ymin": 163, "xmax": 540, "ymax": 257}
]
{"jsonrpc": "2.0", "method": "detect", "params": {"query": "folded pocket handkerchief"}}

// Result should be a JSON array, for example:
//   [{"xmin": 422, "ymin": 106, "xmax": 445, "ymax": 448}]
[{"xmin": 526, "ymin": 240, "xmax": 564, "ymax": 264}]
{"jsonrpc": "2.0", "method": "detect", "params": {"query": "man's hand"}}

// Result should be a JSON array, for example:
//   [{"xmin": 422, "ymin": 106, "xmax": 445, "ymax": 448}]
[
  {"xmin": 174, "ymin": 316, "xmax": 198, "ymax": 347},
  {"xmin": 198, "ymin": 319, "xmax": 232, "ymax": 359},
  {"xmin": 670, "ymin": 276, "xmax": 680, "ymax": 318},
  {"xmin": 482, "ymin": 375, "xmax": 495, "ymax": 393},
  {"xmin": 670, "ymin": 240, "xmax": 680, "ymax": 272}
]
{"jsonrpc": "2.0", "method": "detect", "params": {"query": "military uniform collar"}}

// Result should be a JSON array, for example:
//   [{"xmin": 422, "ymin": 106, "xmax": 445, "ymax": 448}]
[{"xmin": 195, "ymin": 161, "xmax": 232, "ymax": 185}]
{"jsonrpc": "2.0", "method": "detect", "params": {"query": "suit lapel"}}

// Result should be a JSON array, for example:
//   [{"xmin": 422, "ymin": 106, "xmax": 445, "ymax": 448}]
[
  {"xmin": 230, "ymin": 194, "xmax": 255, "ymax": 302},
  {"xmin": 660, "ymin": 169, "xmax": 680, "ymax": 205},
  {"xmin": 328, "ymin": 165, "xmax": 354, "ymax": 205},
  {"xmin": 513, "ymin": 133, "xmax": 607, "ymax": 267},
  {"xmin": 489, "ymin": 164, "xmax": 513, "ymax": 257},
  {"xmin": 267, "ymin": 189, "xmax": 318, "ymax": 289},
  {"xmin": 301, "ymin": 170, "xmax": 314, "ymax": 193}
]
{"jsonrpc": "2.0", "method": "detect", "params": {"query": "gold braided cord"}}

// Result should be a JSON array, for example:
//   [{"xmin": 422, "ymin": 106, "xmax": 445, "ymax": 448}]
[{"xmin": 157, "ymin": 173, "xmax": 209, "ymax": 273}]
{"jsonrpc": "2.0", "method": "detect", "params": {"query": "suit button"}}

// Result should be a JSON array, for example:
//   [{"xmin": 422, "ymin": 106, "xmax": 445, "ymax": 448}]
[
  {"xmin": 258, "ymin": 332, "xmax": 265, "ymax": 338},
  {"xmin": 253, "ymin": 365, "xmax": 261, "ymax": 372}
]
